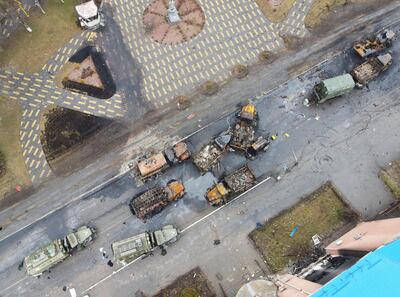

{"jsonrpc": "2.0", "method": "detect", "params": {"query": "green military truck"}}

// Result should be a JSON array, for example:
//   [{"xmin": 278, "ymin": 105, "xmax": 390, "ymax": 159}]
[
  {"xmin": 24, "ymin": 225, "xmax": 96, "ymax": 277},
  {"xmin": 314, "ymin": 74, "xmax": 355, "ymax": 103},
  {"xmin": 112, "ymin": 225, "xmax": 179, "ymax": 265}
]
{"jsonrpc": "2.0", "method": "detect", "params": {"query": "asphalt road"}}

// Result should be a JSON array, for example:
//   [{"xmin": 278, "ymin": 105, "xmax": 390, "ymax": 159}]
[
  {"xmin": 1, "ymin": 1, "xmax": 400, "ymax": 246},
  {"xmin": 0, "ymin": 17, "xmax": 399, "ymax": 296}
]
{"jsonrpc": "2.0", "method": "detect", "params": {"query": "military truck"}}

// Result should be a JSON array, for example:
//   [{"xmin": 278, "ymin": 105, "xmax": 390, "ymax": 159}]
[
  {"xmin": 112, "ymin": 225, "xmax": 179, "ymax": 265},
  {"xmin": 353, "ymin": 29, "xmax": 395, "ymax": 59},
  {"xmin": 136, "ymin": 142, "xmax": 190, "ymax": 180},
  {"xmin": 193, "ymin": 132, "xmax": 231, "ymax": 173},
  {"xmin": 205, "ymin": 165, "xmax": 256, "ymax": 206},
  {"xmin": 313, "ymin": 74, "xmax": 355, "ymax": 103},
  {"xmin": 351, "ymin": 53, "xmax": 392, "ymax": 86},
  {"xmin": 129, "ymin": 180, "xmax": 185, "ymax": 219},
  {"xmin": 24, "ymin": 225, "xmax": 96, "ymax": 277}
]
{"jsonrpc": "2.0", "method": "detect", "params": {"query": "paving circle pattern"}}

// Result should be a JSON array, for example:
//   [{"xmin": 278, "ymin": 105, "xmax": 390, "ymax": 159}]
[{"xmin": 143, "ymin": 0, "xmax": 205, "ymax": 45}]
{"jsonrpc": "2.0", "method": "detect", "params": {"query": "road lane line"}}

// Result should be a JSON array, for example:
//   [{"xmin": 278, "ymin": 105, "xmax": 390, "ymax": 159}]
[
  {"xmin": 0, "ymin": 276, "xmax": 28, "ymax": 294},
  {"xmin": 81, "ymin": 176, "xmax": 272, "ymax": 294}
]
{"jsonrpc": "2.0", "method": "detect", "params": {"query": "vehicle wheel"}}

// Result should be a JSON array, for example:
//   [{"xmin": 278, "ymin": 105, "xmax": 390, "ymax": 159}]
[{"xmin": 161, "ymin": 248, "xmax": 167, "ymax": 256}]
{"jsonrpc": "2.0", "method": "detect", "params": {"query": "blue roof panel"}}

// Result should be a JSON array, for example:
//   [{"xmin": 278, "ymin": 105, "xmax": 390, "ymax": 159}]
[{"xmin": 312, "ymin": 239, "xmax": 400, "ymax": 297}]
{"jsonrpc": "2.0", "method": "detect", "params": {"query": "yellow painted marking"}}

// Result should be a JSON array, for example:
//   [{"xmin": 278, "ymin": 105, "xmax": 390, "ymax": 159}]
[
  {"xmin": 42, "ymin": 64, "xmax": 48, "ymax": 70},
  {"xmin": 46, "ymin": 170, "xmax": 51, "ymax": 177},
  {"xmin": 28, "ymin": 146, "xmax": 33, "ymax": 154},
  {"xmin": 35, "ymin": 161, "xmax": 40, "ymax": 169},
  {"xmin": 32, "ymin": 119, "xmax": 37, "ymax": 127},
  {"xmin": 63, "ymin": 101, "xmax": 71, "ymax": 105},
  {"xmin": 39, "ymin": 151, "xmax": 44, "ymax": 158},
  {"xmin": 54, "ymin": 90, "xmax": 61, "ymax": 95},
  {"xmin": 32, "ymin": 134, "xmax": 38, "ymax": 142},
  {"xmin": 31, "ymin": 175, "xmax": 36, "ymax": 182},
  {"xmin": 38, "ymin": 94, "xmax": 46, "ymax": 98},
  {"xmin": 29, "ymin": 159, "xmax": 35, "ymax": 167},
  {"xmin": 21, "ymin": 131, "xmax": 27, "ymax": 140},
  {"xmin": 88, "ymin": 105, "xmax": 95, "ymax": 110},
  {"xmin": 74, "ymin": 105, "xmax": 81, "ymax": 110},
  {"xmin": 23, "ymin": 77, "xmax": 31, "ymax": 81},
  {"xmin": 23, "ymin": 150, "xmax": 27, "ymax": 157},
  {"xmin": 29, "ymin": 103, "xmax": 36, "ymax": 108},
  {"xmin": 34, "ymin": 99, "xmax": 41, "ymax": 103},
  {"xmin": 40, "ymin": 170, "xmax": 46, "ymax": 178},
  {"xmin": 20, "ymin": 96, "xmax": 28, "ymax": 101}
]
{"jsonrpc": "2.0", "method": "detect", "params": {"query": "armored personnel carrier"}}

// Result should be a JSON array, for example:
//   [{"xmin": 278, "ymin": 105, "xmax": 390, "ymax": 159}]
[
  {"xmin": 24, "ymin": 225, "xmax": 96, "ymax": 277},
  {"xmin": 112, "ymin": 225, "xmax": 179, "ymax": 265}
]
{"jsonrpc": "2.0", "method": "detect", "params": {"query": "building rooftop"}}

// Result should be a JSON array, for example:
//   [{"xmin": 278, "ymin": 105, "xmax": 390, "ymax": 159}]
[{"xmin": 312, "ymin": 239, "xmax": 400, "ymax": 297}]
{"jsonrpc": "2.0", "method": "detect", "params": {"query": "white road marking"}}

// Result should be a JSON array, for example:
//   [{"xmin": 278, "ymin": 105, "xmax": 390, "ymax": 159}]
[{"xmin": 80, "ymin": 176, "xmax": 272, "ymax": 294}]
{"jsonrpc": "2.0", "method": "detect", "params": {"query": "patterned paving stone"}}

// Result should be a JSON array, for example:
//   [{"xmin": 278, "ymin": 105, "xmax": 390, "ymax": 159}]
[
  {"xmin": 274, "ymin": 0, "xmax": 314, "ymax": 38},
  {"xmin": 109, "ymin": 0, "xmax": 285, "ymax": 108}
]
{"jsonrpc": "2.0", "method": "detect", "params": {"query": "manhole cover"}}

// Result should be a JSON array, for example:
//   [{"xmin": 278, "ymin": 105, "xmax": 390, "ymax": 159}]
[{"xmin": 143, "ymin": 0, "xmax": 205, "ymax": 45}]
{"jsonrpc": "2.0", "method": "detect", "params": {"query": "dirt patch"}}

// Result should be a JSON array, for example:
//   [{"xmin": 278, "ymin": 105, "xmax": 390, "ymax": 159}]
[
  {"xmin": 254, "ymin": 0, "xmax": 296, "ymax": 23},
  {"xmin": 380, "ymin": 160, "xmax": 400, "ymax": 199},
  {"xmin": 249, "ymin": 183, "xmax": 356, "ymax": 273},
  {"xmin": 305, "ymin": 0, "xmax": 394, "ymax": 29},
  {"xmin": 40, "ymin": 107, "xmax": 111, "ymax": 162},
  {"xmin": 152, "ymin": 267, "xmax": 216, "ymax": 297},
  {"xmin": 0, "ymin": 0, "xmax": 81, "ymax": 73},
  {"xmin": 0, "ymin": 97, "xmax": 31, "ymax": 200}
]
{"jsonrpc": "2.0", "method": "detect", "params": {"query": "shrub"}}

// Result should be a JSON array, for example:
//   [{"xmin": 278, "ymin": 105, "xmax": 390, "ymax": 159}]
[
  {"xmin": 176, "ymin": 95, "xmax": 190, "ymax": 110},
  {"xmin": 200, "ymin": 80, "xmax": 219, "ymax": 96},
  {"xmin": 231, "ymin": 64, "xmax": 249, "ymax": 78},
  {"xmin": 259, "ymin": 50, "xmax": 272, "ymax": 62}
]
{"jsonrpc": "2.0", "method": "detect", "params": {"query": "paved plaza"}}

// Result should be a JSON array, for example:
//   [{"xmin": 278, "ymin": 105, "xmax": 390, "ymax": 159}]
[{"xmin": 0, "ymin": 0, "xmax": 314, "ymax": 185}]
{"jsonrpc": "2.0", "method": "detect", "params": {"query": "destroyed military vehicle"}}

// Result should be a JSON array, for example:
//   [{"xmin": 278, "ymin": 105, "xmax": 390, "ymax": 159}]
[
  {"xmin": 193, "ymin": 132, "xmax": 231, "ymax": 173},
  {"xmin": 24, "ymin": 225, "xmax": 96, "ymax": 277},
  {"xmin": 136, "ymin": 142, "xmax": 190, "ymax": 180},
  {"xmin": 112, "ymin": 225, "xmax": 179, "ymax": 265},
  {"xmin": 129, "ymin": 180, "xmax": 185, "ymax": 219},
  {"xmin": 351, "ymin": 53, "xmax": 392, "ymax": 86},
  {"xmin": 230, "ymin": 104, "xmax": 269, "ymax": 159},
  {"xmin": 353, "ymin": 29, "xmax": 395, "ymax": 58},
  {"xmin": 205, "ymin": 165, "xmax": 256, "ymax": 206}
]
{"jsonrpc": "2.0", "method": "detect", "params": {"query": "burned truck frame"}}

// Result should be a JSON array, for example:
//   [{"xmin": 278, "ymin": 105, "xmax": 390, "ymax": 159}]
[
  {"xmin": 205, "ymin": 165, "xmax": 256, "ymax": 206},
  {"xmin": 129, "ymin": 180, "xmax": 185, "ymax": 220}
]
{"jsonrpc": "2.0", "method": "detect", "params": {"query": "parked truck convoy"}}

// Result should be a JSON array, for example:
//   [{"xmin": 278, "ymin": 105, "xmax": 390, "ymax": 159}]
[
  {"xmin": 353, "ymin": 29, "xmax": 395, "ymax": 58},
  {"xmin": 112, "ymin": 225, "xmax": 179, "ymax": 265},
  {"xmin": 136, "ymin": 142, "xmax": 190, "ymax": 180},
  {"xmin": 351, "ymin": 53, "xmax": 392, "ymax": 85},
  {"xmin": 129, "ymin": 180, "xmax": 185, "ymax": 219},
  {"xmin": 24, "ymin": 225, "xmax": 96, "ymax": 277},
  {"xmin": 205, "ymin": 165, "xmax": 256, "ymax": 206}
]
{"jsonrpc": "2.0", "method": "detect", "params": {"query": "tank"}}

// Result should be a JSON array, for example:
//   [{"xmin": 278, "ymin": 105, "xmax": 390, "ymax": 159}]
[
  {"xmin": 24, "ymin": 225, "xmax": 96, "ymax": 277},
  {"xmin": 112, "ymin": 225, "xmax": 179, "ymax": 265}
]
